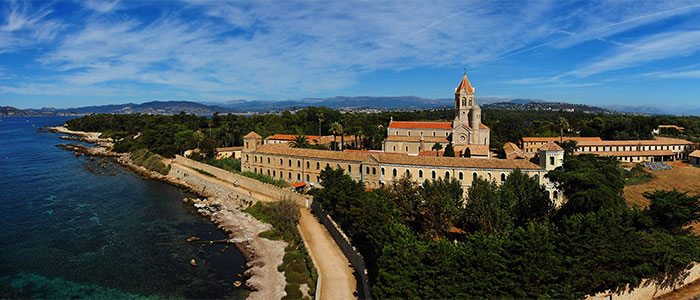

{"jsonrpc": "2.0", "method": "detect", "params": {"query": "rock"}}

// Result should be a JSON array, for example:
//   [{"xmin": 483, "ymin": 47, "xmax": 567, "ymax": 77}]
[
  {"xmin": 233, "ymin": 281, "xmax": 242, "ymax": 287},
  {"xmin": 190, "ymin": 259, "xmax": 197, "ymax": 267},
  {"xmin": 186, "ymin": 236, "xmax": 200, "ymax": 242}
]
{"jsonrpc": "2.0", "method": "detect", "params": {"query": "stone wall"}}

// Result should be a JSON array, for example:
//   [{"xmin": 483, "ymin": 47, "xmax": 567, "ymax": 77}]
[
  {"xmin": 170, "ymin": 165, "xmax": 251, "ymax": 205},
  {"xmin": 586, "ymin": 263, "xmax": 700, "ymax": 300},
  {"xmin": 175, "ymin": 155, "xmax": 309, "ymax": 205}
]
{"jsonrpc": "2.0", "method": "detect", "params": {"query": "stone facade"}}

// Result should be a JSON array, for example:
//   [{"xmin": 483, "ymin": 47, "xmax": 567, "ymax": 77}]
[{"xmin": 522, "ymin": 136, "xmax": 694, "ymax": 162}]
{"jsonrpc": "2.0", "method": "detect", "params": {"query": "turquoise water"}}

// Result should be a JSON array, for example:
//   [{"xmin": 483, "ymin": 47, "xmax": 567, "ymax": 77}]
[{"xmin": 0, "ymin": 116, "xmax": 248, "ymax": 299}]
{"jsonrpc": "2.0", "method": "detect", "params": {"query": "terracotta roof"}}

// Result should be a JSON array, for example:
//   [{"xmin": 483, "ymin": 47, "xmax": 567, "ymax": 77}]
[
  {"xmin": 266, "ymin": 134, "xmax": 321, "ymax": 141},
  {"xmin": 385, "ymin": 136, "xmax": 449, "ymax": 143},
  {"xmin": 455, "ymin": 73, "xmax": 474, "ymax": 93},
  {"xmin": 576, "ymin": 137, "xmax": 693, "ymax": 146},
  {"xmin": 503, "ymin": 142, "xmax": 531, "ymax": 160},
  {"xmin": 576, "ymin": 150, "xmax": 675, "ymax": 157},
  {"xmin": 253, "ymin": 144, "xmax": 542, "ymax": 170},
  {"xmin": 388, "ymin": 121, "xmax": 452, "ymax": 130},
  {"xmin": 373, "ymin": 153, "xmax": 542, "ymax": 170},
  {"xmin": 255, "ymin": 144, "xmax": 373, "ymax": 161},
  {"xmin": 292, "ymin": 182, "xmax": 306, "ymax": 188},
  {"xmin": 244, "ymin": 131, "xmax": 262, "ymax": 139},
  {"xmin": 539, "ymin": 141, "xmax": 564, "ymax": 151},
  {"xmin": 522, "ymin": 137, "xmax": 602, "ymax": 142},
  {"xmin": 419, "ymin": 150, "xmax": 444, "ymax": 156},
  {"xmin": 689, "ymin": 150, "xmax": 700, "ymax": 158}
]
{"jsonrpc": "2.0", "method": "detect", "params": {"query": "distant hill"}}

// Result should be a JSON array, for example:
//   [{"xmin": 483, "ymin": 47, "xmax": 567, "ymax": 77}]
[
  {"xmin": 0, "ymin": 106, "xmax": 35, "ymax": 116},
  {"xmin": 1, "ymin": 101, "xmax": 237, "ymax": 116},
  {"xmin": 483, "ymin": 101, "xmax": 614, "ymax": 114}
]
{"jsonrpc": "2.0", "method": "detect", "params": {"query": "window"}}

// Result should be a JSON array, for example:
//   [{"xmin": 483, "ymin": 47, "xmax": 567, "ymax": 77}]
[
  {"xmin": 316, "ymin": 162, "xmax": 320, "ymax": 170},
  {"xmin": 501, "ymin": 173, "xmax": 506, "ymax": 182},
  {"xmin": 534, "ymin": 174, "xmax": 539, "ymax": 182},
  {"xmin": 366, "ymin": 166, "xmax": 370, "ymax": 174},
  {"xmin": 487, "ymin": 173, "xmax": 492, "ymax": 181},
  {"xmin": 306, "ymin": 161, "xmax": 310, "ymax": 168},
  {"xmin": 289, "ymin": 159, "xmax": 292, "ymax": 167},
  {"xmin": 379, "ymin": 167, "xmax": 383, "ymax": 175},
  {"xmin": 432, "ymin": 170, "xmax": 436, "ymax": 179},
  {"xmin": 553, "ymin": 191, "xmax": 559, "ymax": 199},
  {"xmin": 254, "ymin": 167, "xmax": 257, "ymax": 173},
  {"xmin": 280, "ymin": 158, "xmax": 283, "ymax": 165},
  {"xmin": 254, "ymin": 156, "xmax": 258, "ymax": 162},
  {"xmin": 433, "ymin": 132, "xmax": 436, "ymax": 136},
  {"xmin": 406, "ymin": 169, "xmax": 411, "ymax": 177},
  {"xmin": 306, "ymin": 174, "xmax": 309, "ymax": 181},
  {"xmin": 246, "ymin": 154, "xmax": 249, "ymax": 161},
  {"xmin": 405, "ymin": 146, "xmax": 408, "ymax": 152},
  {"xmin": 337, "ymin": 164, "xmax": 341, "ymax": 170},
  {"xmin": 316, "ymin": 176, "xmax": 320, "ymax": 182},
  {"xmin": 273, "ymin": 170, "xmax": 276, "ymax": 177},
  {"xmin": 393, "ymin": 146, "xmax": 396, "ymax": 151},
  {"xmin": 418, "ymin": 170, "xmax": 424, "ymax": 178},
  {"xmin": 297, "ymin": 160, "xmax": 301, "ymax": 168},
  {"xmin": 459, "ymin": 172, "xmax": 463, "ymax": 180},
  {"xmin": 392, "ymin": 168, "xmax": 397, "ymax": 177},
  {"xmin": 395, "ymin": 131, "xmax": 398, "ymax": 135},
  {"xmin": 473, "ymin": 172, "xmax": 478, "ymax": 181},
  {"xmin": 326, "ymin": 163, "xmax": 329, "ymax": 168},
  {"xmin": 267, "ymin": 157, "xmax": 270, "ymax": 164},
  {"xmin": 348, "ymin": 165, "xmax": 352, "ymax": 174},
  {"xmin": 297, "ymin": 173, "xmax": 301, "ymax": 180},
  {"xmin": 550, "ymin": 156, "xmax": 555, "ymax": 166},
  {"xmin": 408, "ymin": 131, "xmax": 410, "ymax": 136},
  {"xmin": 445, "ymin": 171, "xmax": 450, "ymax": 179}
]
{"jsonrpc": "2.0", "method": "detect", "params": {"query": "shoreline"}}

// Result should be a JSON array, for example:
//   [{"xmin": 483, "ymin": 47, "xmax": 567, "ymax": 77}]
[{"xmin": 45, "ymin": 125, "xmax": 287, "ymax": 300}]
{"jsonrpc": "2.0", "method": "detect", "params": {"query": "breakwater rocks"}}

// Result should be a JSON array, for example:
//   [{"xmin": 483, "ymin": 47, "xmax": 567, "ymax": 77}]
[
  {"xmin": 183, "ymin": 197, "xmax": 287, "ymax": 300},
  {"xmin": 57, "ymin": 143, "xmax": 122, "ymax": 157}
]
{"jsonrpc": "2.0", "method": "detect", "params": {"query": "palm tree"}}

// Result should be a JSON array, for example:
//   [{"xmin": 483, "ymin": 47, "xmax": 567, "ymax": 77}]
[
  {"xmin": 317, "ymin": 112, "xmax": 324, "ymax": 137},
  {"xmin": 330, "ymin": 122, "xmax": 344, "ymax": 151},
  {"xmin": 193, "ymin": 130, "xmax": 205, "ymax": 149},
  {"xmin": 556, "ymin": 117, "xmax": 569, "ymax": 143},
  {"xmin": 223, "ymin": 123, "xmax": 232, "ymax": 147},
  {"xmin": 289, "ymin": 135, "xmax": 310, "ymax": 148},
  {"xmin": 432, "ymin": 142, "xmax": 443, "ymax": 157}
]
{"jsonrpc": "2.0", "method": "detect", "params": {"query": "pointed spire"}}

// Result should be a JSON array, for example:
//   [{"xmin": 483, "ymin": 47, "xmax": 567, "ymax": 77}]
[{"xmin": 455, "ymin": 71, "xmax": 474, "ymax": 94}]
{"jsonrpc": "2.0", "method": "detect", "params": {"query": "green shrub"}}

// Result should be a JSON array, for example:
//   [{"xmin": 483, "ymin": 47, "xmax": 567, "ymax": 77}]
[
  {"xmin": 240, "ymin": 171, "xmax": 289, "ymax": 188},
  {"xmin": 195, "ymin": 168, "xmax": 215, "ymax": 177},
  {"xmin": 131, "ymin": 149, "xmax": 148, "ymax": 166},
  {"xmin": 205, "ymin": 157, "xmax": 241, "ymax": 172},
  {"xmin": 187, "ymin": 152, "xmax": 204, "ymax": 162}
]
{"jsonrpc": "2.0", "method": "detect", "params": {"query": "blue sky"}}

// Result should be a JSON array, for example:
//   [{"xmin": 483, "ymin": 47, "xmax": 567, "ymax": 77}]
[{"xmin": 1, "ymin": 0, "xmax": 700, "ymax": 109}]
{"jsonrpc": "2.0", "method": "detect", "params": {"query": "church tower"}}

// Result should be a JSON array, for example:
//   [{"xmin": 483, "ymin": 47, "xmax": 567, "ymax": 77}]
[{"xmin": 454, "ymin": 71, "xmax": 475, "ymax": 124}]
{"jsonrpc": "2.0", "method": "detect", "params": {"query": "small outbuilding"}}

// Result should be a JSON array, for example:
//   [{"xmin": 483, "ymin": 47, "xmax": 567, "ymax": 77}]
[{"xmin": 690, "ymin": 150, "xmax": 700, "ymax": 166}]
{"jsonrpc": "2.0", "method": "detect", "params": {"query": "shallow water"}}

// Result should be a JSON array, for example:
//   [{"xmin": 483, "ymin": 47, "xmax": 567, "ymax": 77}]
[{"xmin": 0, "ymin": 116, "xmax": 247, "ymax": 299}]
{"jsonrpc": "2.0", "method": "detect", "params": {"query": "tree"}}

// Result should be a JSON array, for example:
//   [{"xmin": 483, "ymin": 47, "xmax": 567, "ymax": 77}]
[
  {"xmin": 192, "ymin": 130, "xmax": 205, "ymax": 149},
  {"xmin": 289, "ymin": 135, "xmax": 310, "ymax": 148},
  {"xmin": 464, "ymin": 177, "xmax": 512, "ymax": 234},
  {"xmin": 174, "ymin": 130, "xmax": 194, "ymax": 155},
  {"xmin": 330, "ymin": 121, "xmax": 344, "ymax": 150},
  {"xmin": 556, "ymin": 117, "xmax": 569, "ymax": 143},
  {"xmin": 645, "ymin": 190, "xmax": 700, "ymax": 233},
  {"xmin": 546, "ymin": 154, "xmax": 625, "ymax": 216},
  {"xmin": 500, "ymin": 169, "xmax": 554, "ymax": 225},
  {"xmin": 200, "ymin": 137, "xmax": 218, "ymax": 158},
  {"xmin": 556, "ymin": 140, "xmax": 578, "ymax": 158},
  {"xmin": 432, "ymin": 142, "xmax": 443, "ymax": 157},
  {"xmin": 444, "ymin": 144, "xmax": 456, "ymax": 157},
  {"xmin": 418, "ymin": 178, "xmax": 463, "ymax": 239},
  {"xmin": 463, "ymin": 147, "xmax": 471, "ymax": 158}
]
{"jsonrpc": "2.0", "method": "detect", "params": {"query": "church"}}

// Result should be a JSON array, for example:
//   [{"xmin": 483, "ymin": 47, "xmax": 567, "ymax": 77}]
[{"xmin": 383, "ymin": 72, "xmax": 491, "ymax": 157}]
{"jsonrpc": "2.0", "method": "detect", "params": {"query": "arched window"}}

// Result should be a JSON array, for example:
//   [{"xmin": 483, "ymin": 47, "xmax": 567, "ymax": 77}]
[
  {"xmin": 337, "ymin": 164, "xmax": 341, "ymax": 170},
  {"xmin": 254, "ymin": 156, "xmax": 258, "ymax": 162},
  {"xmin": 297, "ymin": 173, "xmax": 301, "ymax": 181},
  {"xmin": 380, "ymin": 167, "xmax": 383, "ymax": 175},
  {"xmin": 459, "ymin": 172, "xmax": 464, "ymax": 180},
  {"xmin": 534, "ymin": 174, "xmax": 540, "ymax": 182},
  {"xmin": 418, "ymin": 170, "xmax": 424, "ymax": 178},
  {"xmin": 405, "ymin": 146, "xmax": 408, "ymax": 152},
  {"xmin": 432, "ymin": 170, "xmax": 436, "ymax": 179},
  {"xmin": 325, "ymin": 163, "xmax": 329, "ymax": 168},
  {"xmin": 297, "ymin": 160, "xmax": 301, "ymax": 168},
  {"xmin": 501, "ymin": 173, "xmax": 506, "ymax": 182},
  {"xmin": 348, "ymin": 165, "xmax": 352, "ymax": 174},
  {"xmin": 289, "ymin": 159, "xmax": 292, "ymax": 167},
  {"xmin": 273, "ymin": 170, "xmax": 276, "ymax": 177},
  {"xmin": 288, "ymin": 172, "xmax": 291, "ymax": 180},
  {"xmin": 254, "ymin": 167, "xmax": 257, "ymax": 173},
  {"xmin": 408, "ymin": 131, "xmax": 411, "ymax": 136},
  {"xmin": 306, "ymin": 174, "xmax": 309, "ymax": 182},
  {"xmin": 406, "ymin": 169, "xmax": 411, "ymax": 177},
  {"xmin": 372, "ymin": 167, "xmax": 376, "ymax": 175},
  {"xmin": 306, "ymin": 161, "xmax": 309, "ymax": 168},
  {"xmin": 393, "ymin": 146, "xmax": 396, "ymax": 151},
  {"xmin": 280, "ymin": 158, "xmax": 283, "ymax": 165},
  {"xmin": 246, "ymin": 154, "xmax": 249, "ymax": 161},
  {"xmin": 473, "ymin": 172, "xmax": 478, "ymax": 181},
  {"xmin": 445, "ymin": 171, "xmax": 450, "ymax": 179},
  {"xmin": 267, "ymin": 157, "xmax": 270, "ymax": 164},
  {"xmin": 487, "ymin": 173, "xmax": 492, "ymax": 181},
  {"xmin": 316, "ymin": 162, "xmax": 320, "ymax": 170},
  {"xmin": 392, "ymin": 168, "xmax": 397, "ymax": 177},
  {"xmin": 366, "ymin": 166, "xmax": 370, "ymax": 174}
]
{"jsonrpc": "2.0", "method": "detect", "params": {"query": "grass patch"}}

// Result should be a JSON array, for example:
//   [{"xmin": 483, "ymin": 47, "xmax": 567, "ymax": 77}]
[
  {"xmin": 243, "ymin": 200, "xmax": 316, "ymax": 300},
  {"xmin": 194, "ymin": 168, "xmax": 215, "ymax": 177},
  {"xmin": 201, "ymin": 158, "xmax": 289, "ymax": 188},
  {"xmin": 130, "ymin": 149, "xmax": 170, "ymax": 175},
  {"xmin": 624, "ymin": 163, "xmax": 652, "ymax": 186}
]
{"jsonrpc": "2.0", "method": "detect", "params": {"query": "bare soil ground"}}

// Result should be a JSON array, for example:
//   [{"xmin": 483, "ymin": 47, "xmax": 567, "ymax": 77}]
[
  {"xmin": 624, "ymin": 161, "xmax": 700, "ymax": 208},
  {"xmin": 654, "ymin": 277, "xmax": 700, "ymax": 300}
]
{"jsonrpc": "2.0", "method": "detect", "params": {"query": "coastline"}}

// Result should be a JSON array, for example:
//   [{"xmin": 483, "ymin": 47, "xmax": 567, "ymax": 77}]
[{"xmin": 45, "ymin": 125, "xmax": 288, "ymax": 300}]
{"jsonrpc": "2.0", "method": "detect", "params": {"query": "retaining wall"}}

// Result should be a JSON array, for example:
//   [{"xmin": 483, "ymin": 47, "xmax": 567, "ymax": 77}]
[
  {"xmin": 175, "ymin": 155, "xmax": 308, "ymax": 205},
  {"xmin": 587, "ymin": 263, "xmax": 700, "ymax": 300},
  {"xmin": 170, "ymin": 165, "xmax": 251, "ymax": 205},
  {"xmin": 311, "ymin": 199, "xmax": 372, "ymax": 300}
]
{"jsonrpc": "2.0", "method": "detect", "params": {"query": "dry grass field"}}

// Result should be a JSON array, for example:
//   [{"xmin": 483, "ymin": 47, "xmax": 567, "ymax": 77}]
[{"xmin": 624, "ymin": 161, "xmax": 700, "ymax": 208}]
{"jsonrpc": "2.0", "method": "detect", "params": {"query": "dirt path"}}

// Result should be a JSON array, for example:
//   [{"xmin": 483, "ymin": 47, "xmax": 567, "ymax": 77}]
[
  {"xmin": 654, "ymin": 276, "xmax": 700, "ymax": 300},
  {"xmin": 171, "ymin": 161, "xmax": 357, "ymax": 299},
  {"xmin": 298, "ymin": 208, "xmax": 357, "ymax": 300},
  {"xmin": 624, "ymin": 161, "xmax": 700, "ymax": 208}
]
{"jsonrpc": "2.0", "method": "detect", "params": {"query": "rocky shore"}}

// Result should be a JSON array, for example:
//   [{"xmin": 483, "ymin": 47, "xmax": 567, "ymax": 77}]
[{"xmin": 46, "ymin": 125, "xmax": 288, "ymax": 300}]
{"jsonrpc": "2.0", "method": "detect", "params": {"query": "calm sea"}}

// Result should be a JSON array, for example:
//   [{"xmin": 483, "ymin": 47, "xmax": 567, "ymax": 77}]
[{"xmin": 0, "ymin": 116, "xmax": 247, "ymax": 299}]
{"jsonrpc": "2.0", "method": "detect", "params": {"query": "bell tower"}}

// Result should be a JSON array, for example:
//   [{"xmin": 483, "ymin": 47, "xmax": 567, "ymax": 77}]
[{"xmin": 454, "ymin": 70, "xmax": 475, "ymax": 124}]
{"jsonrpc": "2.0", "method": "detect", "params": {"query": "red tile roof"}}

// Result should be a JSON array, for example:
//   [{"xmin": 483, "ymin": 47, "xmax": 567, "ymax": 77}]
[
  {"xmin": 455, "ymin": 73, "xmax": 474, "ymax": 93},
  {"xmin": 521, "ymin": 137, "xmax": 602, "ymax": 142},
  {"xmin": 539, "ymin": 141, "xmax": 564, "ymax": 151},
  {"xmin": 388, "ymin": 121, "xmax": 452, "ymax": 130},
  {"xmin": 244, "ymin": 131, "xmax": 262, "ymax": 139}
]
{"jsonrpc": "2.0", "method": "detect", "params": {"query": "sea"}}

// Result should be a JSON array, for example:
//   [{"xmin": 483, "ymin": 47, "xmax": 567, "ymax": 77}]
[{"xmin": 0, "ymin": 116, "xmax": 248, "ymax": 299}]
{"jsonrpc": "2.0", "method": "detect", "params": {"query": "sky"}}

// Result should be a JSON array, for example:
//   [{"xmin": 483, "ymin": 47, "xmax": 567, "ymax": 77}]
[{"xmin": 1, "ymin": 0, "xmax": 700, "ymax": 110}]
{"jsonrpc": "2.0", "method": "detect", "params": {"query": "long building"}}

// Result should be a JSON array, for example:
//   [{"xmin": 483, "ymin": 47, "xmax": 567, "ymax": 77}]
[
  {"xmin": 241, "ymin": 72, "xmax": 565, "ymax": 204},
  {"xmin": 521, "ymin": 136, "xmax": 695, "ymax": 163}
]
